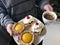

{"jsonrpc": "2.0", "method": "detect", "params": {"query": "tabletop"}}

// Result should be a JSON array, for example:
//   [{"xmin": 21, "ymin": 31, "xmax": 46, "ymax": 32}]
[{"xmin": 43, "ymin": 19, "xmax": 60, "ymax": 45}]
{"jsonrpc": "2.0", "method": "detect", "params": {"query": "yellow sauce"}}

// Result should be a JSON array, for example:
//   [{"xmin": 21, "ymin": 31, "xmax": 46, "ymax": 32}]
[
  {"xmin": 15, "ymin": 23, "xmax": 24, "ymax": 32},
  {"xmin": 22, "ymin": 32, "xmax": 33, "ymax": 43}
]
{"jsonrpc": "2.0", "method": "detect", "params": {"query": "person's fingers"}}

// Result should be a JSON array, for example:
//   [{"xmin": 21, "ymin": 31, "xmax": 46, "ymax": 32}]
[
  {"xmin": 46, "ymin": 6, "xmax": 53, "ymax": 11},
  {"xmin": 6, "ymin": 24, "xmax": 13, "ymax": 36},
  {"xmin": 9, "ymin": 27, "xmax": 13, "ymax": 36},
  {"xmin": 44, "ymin": 4, "xmax": 53, "ymax": 11},
  {"xmin": 45, "ymin": 7, "xmax": 50, "ymax": 11},
  {"xmin": 44, "ymin": 7, "xmax": 50, "ymax": 11},
  {"xmin": 48, "ymin": 5, "xmax": 53, "ymax": 11},
  {"xmin": 44, "ymin": 5, "xmax": 48, "ymax": 11},
  {"xmin": 7, "ymin": 27, "xmax": 13, "ymax": 36}
]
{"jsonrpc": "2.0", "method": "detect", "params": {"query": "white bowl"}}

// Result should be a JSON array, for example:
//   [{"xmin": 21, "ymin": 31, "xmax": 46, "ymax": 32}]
[{"xmin": 42, "ymin": 11, "xmax": 57, "ymax": 24}]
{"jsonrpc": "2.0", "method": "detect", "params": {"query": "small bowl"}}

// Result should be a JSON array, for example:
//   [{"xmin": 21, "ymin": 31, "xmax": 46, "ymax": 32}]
[{"xmin": 42, "ymin": 11, "xmax": 57, "ymax": 24}]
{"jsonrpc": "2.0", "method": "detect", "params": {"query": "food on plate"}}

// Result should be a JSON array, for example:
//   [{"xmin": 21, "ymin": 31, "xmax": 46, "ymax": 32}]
[
  {"xmin": 20, "ymin": 31, "xmax": 34, "ymax": 45},
  {"xmin": 12, "ymin": 22, "xmax": 25, "ymax": 34},
  {"xmin": 13, "ymin": 15, "xmax": 46, "ymax": 45},
  {"xmin": 22, "ymin": 15, "xmax": 35, "ymax": 25},
  {"xmin": 17, "ymin": 36, "xmax": 21, "ymax": 43},
  {"xmin": 22, "ymin": 33, "xmax": 32, "ymax": 43},
  {"xmin": 31, "ymin": 22, "xmax": 44, "ymax": 35}
]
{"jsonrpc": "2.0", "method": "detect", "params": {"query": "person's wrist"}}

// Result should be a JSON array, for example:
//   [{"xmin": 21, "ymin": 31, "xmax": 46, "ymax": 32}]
[{"xmin": 6, "ymin": 23, "xmax": 13, "ymax": 29}]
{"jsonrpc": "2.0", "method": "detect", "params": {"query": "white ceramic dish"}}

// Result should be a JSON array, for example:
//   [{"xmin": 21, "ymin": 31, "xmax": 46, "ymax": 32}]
[{"xmin": 42, "ymin": 11, "xmax": 57, "ymax": 24}]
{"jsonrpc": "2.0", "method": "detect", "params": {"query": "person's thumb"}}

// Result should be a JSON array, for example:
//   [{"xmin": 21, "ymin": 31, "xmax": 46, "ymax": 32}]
[
  {"xmin": 7, "ymin": 28, "xmax": 13, "ymax": 36},
  {"xmin": 6, "ymin": 24, "xmax": 13, "ymax": 36}
]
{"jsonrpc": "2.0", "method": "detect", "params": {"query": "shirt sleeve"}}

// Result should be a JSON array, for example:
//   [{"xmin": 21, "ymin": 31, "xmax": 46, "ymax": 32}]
[{"xmin": 0, "ymin": 7, "xmax": 14, "ymax": 28}]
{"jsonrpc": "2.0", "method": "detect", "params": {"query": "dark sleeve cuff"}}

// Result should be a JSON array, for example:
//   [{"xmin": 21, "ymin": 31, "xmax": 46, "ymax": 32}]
[
  {"xmin": 39, "ymin": 0, "xmax": 49, "ymax": 11},
  {"xmin": 3, "ymin": 15, "xmax": 14, "ymax": 28},
  {"xmin": 5, "ymin": 20, "xmax": 14, "ymax": 28}
]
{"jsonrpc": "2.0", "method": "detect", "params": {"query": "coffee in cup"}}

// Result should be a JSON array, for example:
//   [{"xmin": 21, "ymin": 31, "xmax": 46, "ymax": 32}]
[{"xmin": 44, "ymin": 13, "xmax": 54, "ymax": 20}]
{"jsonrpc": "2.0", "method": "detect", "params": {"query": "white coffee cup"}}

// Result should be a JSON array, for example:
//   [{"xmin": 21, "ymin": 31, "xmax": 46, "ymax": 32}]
[{"xmin": 42, "ymin": 11, "xmax": 57, "ymax": 24}]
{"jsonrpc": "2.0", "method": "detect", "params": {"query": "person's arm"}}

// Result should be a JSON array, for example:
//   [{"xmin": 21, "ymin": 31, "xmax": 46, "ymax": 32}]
[
  {"xmin": 40, "ymin": 0, "xmax": 53, "ymax": 11},
  {"xmin": 0, "ymin": 7, "xmax": 14, "ymax": 27},
  {"xmin": 0, "ymin": 7, "xmax": 14, "ymax": 36}
]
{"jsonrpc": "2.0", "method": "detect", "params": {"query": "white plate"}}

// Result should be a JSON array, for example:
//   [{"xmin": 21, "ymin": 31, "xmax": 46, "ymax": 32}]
[{"xmin": 13, "ymin": 15, "xmax": 46, "ymax": 45}]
